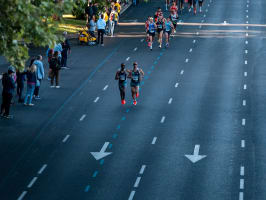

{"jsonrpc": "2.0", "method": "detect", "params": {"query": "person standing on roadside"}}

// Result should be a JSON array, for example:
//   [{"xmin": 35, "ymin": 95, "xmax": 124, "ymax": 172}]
[
  {"xmin": 50, "ymin": 51, "xmax": 61, "ymax": 88},
  {"xmin": 33, "ymin": 55, "xmax": 45, "ymax": 99},
  {"xmin": 89, "ymin": 15, "xmax": 96, "ymax": 38},
  {"xmin": 85, "ymin": 2, "xmax": 94, "ymax": 23},
  {"xmin": 16, "ymin": 68, "xmax": 26, "ymax": 103},
  {"xmin": 96, "ymin": 14, "xmax": 106, "ymax": 46},
  {"xmin": 1, "ymin": 66, "xmax": 16, "ymax": 119},
  {"xmin": 61, "ymin": 31, "xmax": 71, "ymax": 69},
  {"xmin": 92, "ymin": 3, "xmax": 98, "ymax": 17},
  {"xmin": 24, "ymin": 64, "xmax": 37, "ymax": 106}
]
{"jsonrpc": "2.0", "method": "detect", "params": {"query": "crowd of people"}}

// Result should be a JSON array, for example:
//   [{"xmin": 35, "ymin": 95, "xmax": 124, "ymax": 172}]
[{"xmin": 0, "ymin": 33, "xmax": 71, "ymax": 119}]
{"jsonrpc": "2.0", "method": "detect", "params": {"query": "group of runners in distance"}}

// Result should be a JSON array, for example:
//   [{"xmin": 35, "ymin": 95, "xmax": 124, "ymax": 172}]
[{"xmin": 115, "ymin": 0, "xmax": 205, "ymax": 106}]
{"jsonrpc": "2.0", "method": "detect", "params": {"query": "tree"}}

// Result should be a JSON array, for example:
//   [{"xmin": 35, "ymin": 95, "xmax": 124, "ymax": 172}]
[{"xmin": 0, "ymin": 0, "xmax": 74, "ymax": 71}]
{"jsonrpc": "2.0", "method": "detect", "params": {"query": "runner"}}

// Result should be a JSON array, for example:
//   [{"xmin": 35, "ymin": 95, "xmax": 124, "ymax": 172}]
[
  {"xmin": 145, "ymin": 16, "xmax": 151, "ymax": 42},
  {"xmin": 148, "ymin": 17, "xmax": 156, "ymax": 51},
  {"xmin": 164, "ymin": 17, "xmax": 174, "ymax": 48},
  {"xmin": 128, "ymin": 62, "xmax": 144, "ymax": 106},
  {"xmin": 154, "ymin": 7, "xmax": 163, "ymax": 23},
  {"xmin": 198, "ymin": 0, "xmax": 204, "ymax": 12},
  {"xmin": 156, "ymin": 15, "xmax": 166, "ymax": 48},
  {"xmin": 115, "ymin": 63, "xmax": 128, "ymax": 105},
  {"xmin": 165, "ymin": 0, "xmax": 170, "ymax": 10},
  {"xmin": 188, "ymin": 0, "xmax": 197, "ymax": 14},
  {"xmin": 170, "ymin": 10, "xmax": 178, "ymax": 33},
  {"xmin": 170, "ymin": 1, "xmax": 178, "ymax": 13}
]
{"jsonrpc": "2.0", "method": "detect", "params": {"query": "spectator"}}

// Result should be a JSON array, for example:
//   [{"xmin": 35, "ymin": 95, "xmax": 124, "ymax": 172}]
[
  {"xmin": 109, "ymin": 10, "xmax": 115, "ymax": 37},
  {"xmin": 24, "ymin": 64, "xmax": 37, "ymax": 106},
  {"xmin": 33, "ymin": 55, "xmax": 45, "ymax": 99},
  {"xmin": 61, "ymin": 31, "xmax": 71, "ymax": 69},
  {"xmin": 92, "ymin": 3, "xmax": 98, "ymax": 16},
  {"xmin": 115, "ymin": 0, "xmax": 121, "ymax": 17},
  {"xmin": 89, "ymin": 15, "xmax": 96, "ymax": 38},
  {"xmin": 53, "ymin": 42, "xmax": 63, "ymax": 60},
  {"xmin": 1, "ymin": 66, "xmax": 16, "ymax": 119},
  {"xmin": 85, "ymin": 2, "xmax": 94, "ymax": 23},
  {"xmin": 16, "ymin": 68, "xmax": 26, "ymax": 103},
  {"xmin": 50, "ymin": 51, "xmax": 61, "ymax": 88},
  {"xmin": 96, "ymin": 14, "xmax": 106, "ymax": 46}
]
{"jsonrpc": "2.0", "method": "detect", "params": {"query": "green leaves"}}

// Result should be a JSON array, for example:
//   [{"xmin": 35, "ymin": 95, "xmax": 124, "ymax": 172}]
[{"xmin": 0, "ymin": 0, "xmax": 75, "ymax": 71}]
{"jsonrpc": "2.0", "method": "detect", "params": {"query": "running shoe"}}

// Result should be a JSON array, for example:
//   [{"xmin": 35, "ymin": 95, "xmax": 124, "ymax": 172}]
[
  {"xmin": 50, "ymin": 85, "xmax": 55, "ymax": 88},
  {"xmin": 56, "ymin": 86, "xmax": 61, "ymax": 89},
  {"xmin": 159, "ymin": 44, "xmax": 162, "ymax": 48},
  {"xmin": 133, "ymin": 100, "xmax": 137, "ymax": 106},
  {"xmin": 121, "ymin": 100, "xmax": 126, "ymax": 105},
  {"xmin": 150, "ymin": 45, "xmax": 153, "ymax": 51},
  {"xmin": 136, "ymin": 93, "xmax": 139, "ymax": 98},
  {"xmin": 28, "ymin": 103, "xmax": 34, "ymax": 106},
  {"xmin": 3, "ymin": 115, "xmax": 13, "ymax": 119}
]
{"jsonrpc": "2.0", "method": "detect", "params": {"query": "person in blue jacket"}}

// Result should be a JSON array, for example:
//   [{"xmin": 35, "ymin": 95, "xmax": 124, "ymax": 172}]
[{"xmin": 33, "ymin": 55, "xmax": 45, "ymax": 99}]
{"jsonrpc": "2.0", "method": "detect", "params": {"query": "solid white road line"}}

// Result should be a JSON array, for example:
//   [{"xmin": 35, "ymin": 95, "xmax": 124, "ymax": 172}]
[
  {"xmin": 126, "ymin": 57, "xmax": 130, "ymax": 61},
  {"xmin": 38, "ymin": 164, "xmax": 47, "ymax": 175},
  {"xmin": 134, "ymin": 47, "xmax": 138, "ymax": 51},
  {"xmin": 103, "ymin": 85, "xmax": 109, "ymax": 91},
  {"xmin": 242, "ymin": 119, "xmax": 246, "ymax": 126},
  {"xmin": 27, "ymin": 177, "xmax": 38, "ymax": 188},
  {"xmin": 160, "ymin": 116, "xmax": 166, "ymax": 123},
  {"xmin": 139, "ymin": 165, "xmax": 146, "ymax": 175},
  {"xmin": 175, "ymin": 83, "xmax": 179, "ymax": 88},
  {"xmin": 240, "ymin": 179, "xmax": 245, "ymax": 189},
  {"xmin": 134, "ymin": 177, "xmax": 141, "ymax": 188},
  {"xmin": 152, "ymin": 137, "xmax": 157, "ymax": 144},
  {"xmin": 244, "ymin": 84, "xmax": 247, "ymax": 90},
  {"xmin": 62, "ymin": 135, "xmax": 70, "ymax": 143},
  {"xmin": 240, "ymin": 166, "xmax": 245, "ymax": 176},
  {"xmin": 241, "ymin": 140, "xmax": 246, "ymax": 148},
  {"xmin": 239, "ymin": 192, "xmax": 244, "ymax": 200},
  {"xmin": 244, "ymin": 72, "xmax": 247, "ymax": 77},
  {"xmin": 168, "ymin": 98, "xmax": 173, "ymax": 104},
  {"xmin": 94, "ymin": 97, "xmax": 100, "ymax": 103},
  {"xmin": 80, "ymin": 114, "xmax": 86, "ymax": 121},
  {"xmin": 17, "ymin": 191, "xmax": 27, "ymax": 200},
  {"xmin": 128, "ymin": 191, "xmax": 136, "ymax": 200},
  {"xmin": 180, "ymin": 70, "xmax": 184, "ymax": 75},
  {"xmin": 243, "ymin": 100, "xmax": 246, "ymax": 106}
]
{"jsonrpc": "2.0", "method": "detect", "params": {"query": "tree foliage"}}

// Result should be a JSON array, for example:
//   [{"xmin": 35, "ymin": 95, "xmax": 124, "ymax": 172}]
[{"xmin": 0, "ymin": 0, "xmax": 74, "ymax": 71}]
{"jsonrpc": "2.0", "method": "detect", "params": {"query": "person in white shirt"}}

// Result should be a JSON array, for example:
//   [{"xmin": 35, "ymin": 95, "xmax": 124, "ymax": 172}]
[{"xmin": 96, "ymin": 14, "xmax": 106, "ymax": 46}]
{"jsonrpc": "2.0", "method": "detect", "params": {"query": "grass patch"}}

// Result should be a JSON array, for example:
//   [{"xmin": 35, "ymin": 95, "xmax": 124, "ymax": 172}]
[{"xmin": 58, "ymin": 15, "xmax": 86, "ymax": 34}]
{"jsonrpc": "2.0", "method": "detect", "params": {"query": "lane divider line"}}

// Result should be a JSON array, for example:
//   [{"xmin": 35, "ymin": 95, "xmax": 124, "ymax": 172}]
[
  {"xmin": 244, "ymin": 60, "xmax": 248, "ymax": 65},
  {"xmin": 62, "ymin": 135, "xmax": 70, "ymax": 143},
  {"xmin": 128, "ymin": 191, "xmax": 136, "ymax": 200},
  {"xmin": 244, "ymin": 72, "xmax": 247, "ymax": 77},
  {"xmin": 175, "ymin": 83, "xmax": 179, "ymax": 88},
  {"xmin": 168, "ymin": 98, "xmax": 173, "ymax": 104},
  {"xmin": 240, "ymin": 179, "xmax": 245, "ymax": 189},
  {"xmin": 160, "ymin": 116, "xmax": 166, "ymax": 123},
  {"xmin": 239, "ymin": 192, "xmax": 244, "ymax": 200},
  {"xmin": 17, "ymin": 191, "xmax": 27, "ymax": 200},
  {"xmin": 139, "ymin": 165, "xmax": 146, "ymax": 175},
  {"xmin": 27, "ymin": 177, "xmax": 38, "ymax": 188},
  {"xmin": 94, "ymin": 97, "xmax": 100, "ymax": 103},
  {"xmin": 242, "ymin": 119, "xmax": 246, "ymax": 126},
  {"xmin": 244, "ymin": 84, "xmax": 247, "ymax": 90},
  {"xmin": 84, "ymin": 185, "xmax": 91, "ymax": 192},
  {"xmin": 38, "ymin": 164, "xmax": 47, "ymax": 175},
  {"xmin": 80, "ymin": 114, "xmax": 86, "ymax": 121},
  {"xmin": 189, "ymin": 48, "xmax": 193, "ymax": 52},
  {"xmin": 103, "ymin": 85, "xmax": 109, "ymax": 91},
  {"xmin": 152, "ymin": 137, "xmax": 157, "ymax": 145},
  {"xmin": 134, "ymin": 47, "xmax": 138, "ymax": 51},
  {"xmin": 134, "ymin": 177, "xmax": 141, "ymax": 188},
  {"xmin": 180, "ymin": 70, "xmax": 184, "ymax": 75},
  {"xmin": 92, "ymin": 171, "xmax": 98, "ymax": 178},
  {"xmin": 240, "ymin": 166, "xmax": 245, "ymax": 176},
  {"xmin": 243, "ymin": 100, "xmax": 246, "ymax": 106},
  {"xmin": 241, "ymin": 140, "xmax": 246, "ymax": 148},
  {"xmin": 126, "ymin": 57, "xmax": 130, "ymax": 61}
]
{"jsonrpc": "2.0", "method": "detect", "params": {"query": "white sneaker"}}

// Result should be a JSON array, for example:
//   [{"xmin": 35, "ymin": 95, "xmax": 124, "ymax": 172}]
[
  {"xmin": 28, "ymin": 103, "xmax": 34, "ymax": 106},
  {"xmin": 50, "ymin": 86, "xmax": 55, "ymax": 88},
  {"xmin": 56, "ymin": 86, "xmax": 61, "ymax": 88}
]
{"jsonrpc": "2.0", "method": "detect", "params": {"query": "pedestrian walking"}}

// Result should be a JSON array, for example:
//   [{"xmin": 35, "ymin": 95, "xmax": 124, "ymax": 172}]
[
  {"xmin": 33, "ymin": 55, "xmax": 45, "ymax": 99},
  {"xmin": 49, "ymin": 51, "xmax": 61, "ymax": 88},
  {"xmin": 1, "ymin": 66, "xmax": 16, "ymax": 119},
  {"xmin": 24, "ymin": 64, "xmax": 37, "ymax": 106},
  {"xmin": 96, "ymin": 14, "xmax": 106, "ymax": 46}
]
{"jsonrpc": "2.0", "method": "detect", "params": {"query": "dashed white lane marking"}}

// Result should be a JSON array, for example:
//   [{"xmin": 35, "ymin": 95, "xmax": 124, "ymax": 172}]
[
  {"xmin": 246, "ymin": 15, "xmax": 249, "ymax": 18},
  {"xmin": 185, "ymin": 58, "xmax": 189, "ymax": 63},
  {"xmin": 189, "ymin": 48, "xmax": 193, "ymax": 52},
  {"xmin": 139, "ymin": 165, "xmax": 146, "ymax": 175},
  {"xmin": 134, "ymin": 47, "xmax": 138, "ymax": 51},
  {"xmin": 246, "ymin": 26, "xmax": 249, "ymax": 29},
  {"xmin": 244, "ymin": 84, "xmax": 247, "ymax": 90},
  {"xmin": 152, "ymin": 137, "xmax": 157, "ymax": 144},
  {"xmin": 168, "ymin": 98, "xmax": 173, "ymax": 104},
  {"xmin": 80, "ymin": 114, "xmax": 86, "ymax": 121},
  {"xmin": 246, "ymin": 10, "xmax": 248, "ymax": 13},
  {"xmin": 175, "ymin": 83, "xmax": 179, "ymax": 88},
  {"xmin": 240, "ymin": 166, "xmax": 245, "ymax": 176},
  {"xmin": 27, "ymin": 177, "xmax": 38, "ymax": 188},
  {"xmin": 245, "ymin": 50, "xmax": 248, "ymax": 54},
  {"xmin": 245, "ymin": 60, "xmax": 248, "ymax": 65},
  {"xmin": 38, "ymin": 164, "xmax": 47, "ymax": 174},
  {"xmin": 196, "ymin": 32, "xmax": 199, "ymax": 35},
  {"xmin": 206, "ymin": 9, "xmax": 208, "ymax": 12},
  {"xmin": 180, "ymin": 70, "xmax": 184, "ymax": 75},
  {"xmin": 128, "ymin": 191, "xmax": 136, "ymax": 200},
  {"xmin": 246, "ymin": 21, "xmax": 249, "ymax": 23},
  {"xmin": 239, "ymin": 192, "xmax": 244, "ymax": 200},
  {"xmin": 243, "ymin": 100, "xmax": 246, "ymax": 106},
  {"xmin": 103, "ymin": 85, "xmax": 109, "ymax": 91},
  {"xmin": 193, "ymin": 40, "xmax": 196, "ymax": 43},
  {"xmin": 201, "ymin": 19, "xmax": 205, "ymax": 23},
  {"xmin": 160, "ymin": 116, "xmax": 166, "ymax": 123},
  {"xmin": 140, "ymin": 39, "xmax": 144, "ymax": 42},
  {"xmin": 240, "ymin": 179, "xmax": 245, "ymax": 189},
  {"xmin": 242, "ymin": 119, "xmax": 246, "ymax": 126},
  {"xmin": 241, "ymin": 140, "xmax": 246, "ymax": 148},
  {"xmin": 246, "ymin": 33, "xmax": 248, "ymax": 37},
  {"xmin": 17, "ymin": 191, "xmax": 27, "ymax": 200},
  {"xmin": 244, "ymin": 72, "xmax": 247, "ymax": 77},
  {"xmin": 204, "ymin": 14, "xmax": 206, "ymax": 17},
  {"xmin": 247, "ymin": 4, "xmax": 249, "ymax": 7},
  {"xmin": 126, "ymin": 57, "xmax": 130, "ymax": 61},
  {"xmin": 245, "ymin": 40, "xmax": 248, "ymax": 44},
  {"xmin": 94, "ymin": 97, "xmax": 100, "ymax": 103},
  {"xmin": 62, "ymin": 135, "xmax": 70, "ymax": 143},
  {"xmin": 208, "ymin": 4, "xmax": 210, "ymax": 6},
  {"xmin": 134, "ymin": 177, "xmax": 141, "ymax": 188}
]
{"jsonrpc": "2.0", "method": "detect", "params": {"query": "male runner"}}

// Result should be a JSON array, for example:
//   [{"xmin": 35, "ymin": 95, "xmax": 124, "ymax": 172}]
[
  {"xmin": 128, "ymin": 62, "xmax": 144, "ymax": 106},
  {"xmin": 156, "ymin": 15, "xmax": 166, "ymax": 48},
  {"xmin": 198, "ymin": 0, "xmax": 204, "ymax": 12},
  {"xmin": 148, "ymin": 17, "xmax": 156, "ymax": 50},
  {"xmin": 164, "ymin": 17, "xmax": 174, "ymax": 47},
  {"xmin": 170, "ymin": 10, "xmax": 178, "ymax": 33},
  {"xmin": 115, "ymin": 63, "xmax": 128, "ymax": 105}
]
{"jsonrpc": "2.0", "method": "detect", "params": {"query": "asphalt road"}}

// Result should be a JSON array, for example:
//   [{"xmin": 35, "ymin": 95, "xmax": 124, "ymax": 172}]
[{"xmin": 0, "ymin": 0, "xmax": 266, "ymax": 199}]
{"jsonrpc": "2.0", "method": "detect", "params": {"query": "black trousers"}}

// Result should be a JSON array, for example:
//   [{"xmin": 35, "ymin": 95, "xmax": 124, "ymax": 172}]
[
  {"xmin": 97, "ymin": 29, "xmax": 105, "ymax": 44},
  {"xmin": 1, "ymin": 92, "xmax": 13, "ymax": 116},
  {"xmin": 34, "ymin": 80, "xmax": 41, "ymax": 96},
  {"xmin": 17, "ymin": 82, "xmax": 24, "ymax": 101}
]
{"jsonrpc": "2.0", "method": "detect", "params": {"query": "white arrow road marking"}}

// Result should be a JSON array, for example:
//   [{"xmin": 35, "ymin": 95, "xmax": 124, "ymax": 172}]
[
  {"xmin": 185, "ymin": 145, "xmax": 206, "ymax": 163},
  {"xmin": 17, "ymin": 191, "xmax": 27, "ymax": 200},
  {"xmin": 91, "ymin": 142, "xmax": 112, "ymax": 160}
]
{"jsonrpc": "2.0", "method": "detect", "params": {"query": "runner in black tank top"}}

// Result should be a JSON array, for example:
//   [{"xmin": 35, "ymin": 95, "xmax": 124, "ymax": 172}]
[{"xmin": 115, "ymin": 63, "xmax": 128, "ymax": 105}]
